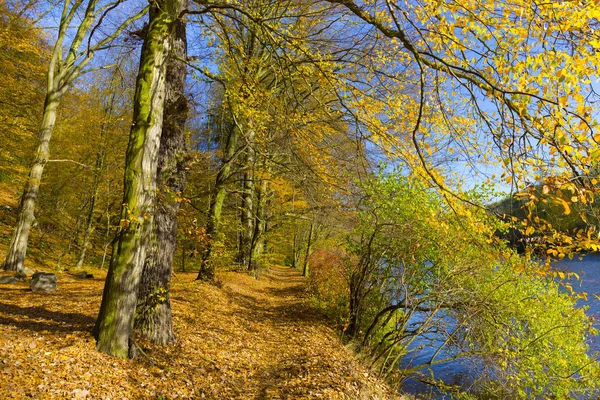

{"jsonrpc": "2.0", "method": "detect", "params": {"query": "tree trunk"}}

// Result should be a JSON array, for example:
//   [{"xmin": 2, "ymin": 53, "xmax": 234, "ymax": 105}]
[
  {"xmin": 302, "ymin": 219, "xmax": 314, "ymax": 277},
  {"xmin": 75, "ymin": 156, "xmax": 103, "ymax": 270},
  {"xmin": 93, "ymin": 1, "xmax": 179, "ymax": 358},
  {"xmin": 197, "ymin": 126, "xmax": 238, "ymax": 281},
  {"xmin": 2, "ymin": 93, "xmax": 59, "ymax": 275},
  {"xmin": 345, "ymin": 278, "xmax": 361, "ymax": 339},
  {"xmin": 249, "ymin": 174, "xmax": 268, "ymax": 272},
  {"xmin": 238, "ymin": 130, "xmax": 255, "ymax": 270},
  {"xmin": 136, "ymin": 12, "xmax": 188, "ymax": 345},
  {"xmin": 292, "ymin": 228, "xmax": 298, "ymax": 268}
]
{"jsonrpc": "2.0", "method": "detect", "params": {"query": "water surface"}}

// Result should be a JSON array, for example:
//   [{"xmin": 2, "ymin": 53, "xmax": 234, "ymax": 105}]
[{"xmin": 402, "ymin": 253, "xmax": 600, "ymax": 397}]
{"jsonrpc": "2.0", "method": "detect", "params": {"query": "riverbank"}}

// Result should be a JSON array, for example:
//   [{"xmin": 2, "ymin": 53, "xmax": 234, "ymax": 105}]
[{"xmin": 0, "ymin": 265, "xmax": 400, "ymax": 399}]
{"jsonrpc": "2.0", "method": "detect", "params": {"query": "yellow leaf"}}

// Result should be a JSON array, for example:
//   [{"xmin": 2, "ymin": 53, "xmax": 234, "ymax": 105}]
[{"xmin": 560, "ymin": 198, "xmax": 571, "ymax": 215}]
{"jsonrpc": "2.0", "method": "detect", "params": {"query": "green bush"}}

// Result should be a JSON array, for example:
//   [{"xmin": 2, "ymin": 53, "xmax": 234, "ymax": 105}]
[{"xmin": 336, "ymin": 173, "xmax": 599, "ymax": 397}]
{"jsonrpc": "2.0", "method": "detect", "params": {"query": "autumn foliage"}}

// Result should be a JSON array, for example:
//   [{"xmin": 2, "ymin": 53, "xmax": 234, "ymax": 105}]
[
  {"xmin": 306, "ymin": 249, "xmax": 351, "ymax": 326},
  {"xmin": 3, "ymin": 0, "xmax": 600, "ymax": 398}
]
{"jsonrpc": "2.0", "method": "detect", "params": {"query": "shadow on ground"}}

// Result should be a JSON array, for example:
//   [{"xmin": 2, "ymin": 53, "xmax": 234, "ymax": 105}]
[{"xmin": 0, "ymin": 302, "xmax": 95, "ymax": 333}]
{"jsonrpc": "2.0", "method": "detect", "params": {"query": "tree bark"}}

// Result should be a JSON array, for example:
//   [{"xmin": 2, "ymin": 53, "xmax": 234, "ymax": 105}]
[
  {"xmin": 3, "ymin": 93, "xmax": 58, "ymax": 275},
  {"xmin": 302, "ymin": 218, "xmax": 314, "ymax": 277},
  {"xmin": 292, "ymin": 228, "xmax": 298, "ymax": 268},
  {"xmin": 249, "ymin": 171, "xmax": 269, "ymax": 272},
  {"xmin": 239, "ymin": 131, "xmax": 255, "ymax": 270},
  {"xmin": 136, "ymin": 12, "xmax": 188, "ymax": 345},
  {"xmin": 94, "ymin": 0, "xmax": 179, "ymax": 358},
  {"xmin": 197, "ymin": 126, "xmax": 238, "ymax": 281}
]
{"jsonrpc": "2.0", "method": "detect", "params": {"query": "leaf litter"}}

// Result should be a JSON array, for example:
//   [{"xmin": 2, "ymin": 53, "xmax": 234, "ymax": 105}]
[{"xmin": 0, "ymin": 266, "xmax": 400, "ymax": 399}]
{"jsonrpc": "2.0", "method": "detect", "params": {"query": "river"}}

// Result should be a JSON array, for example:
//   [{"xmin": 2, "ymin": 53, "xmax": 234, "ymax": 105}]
[
  {"xmin": 553, "ymin": 253, "xmax": 600, "ymax": 353},
  {"xmin": 402, "ymin": 253, "xmax": 600, "ymax": 397}
]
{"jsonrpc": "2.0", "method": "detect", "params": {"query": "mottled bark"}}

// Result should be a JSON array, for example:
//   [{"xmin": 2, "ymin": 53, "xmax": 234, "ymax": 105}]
[
  {"xmin": 197, "ymin": 126, "xmax": 238, "ymax": 281},
  {"xmin": 136, "ymin": 13, "xmax": 188, "ymax": 345},
  {"xmin": 3, "ymin": 94, "xmax": 58, "ymax": 276},
  {"xmin": 94, "ymin": 0, "xmax": 179, "ymax": 358}
]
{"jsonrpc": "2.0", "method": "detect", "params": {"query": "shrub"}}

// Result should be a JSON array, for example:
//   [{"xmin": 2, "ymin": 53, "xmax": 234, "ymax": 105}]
[{"xmin": 307, "ymin": 249, "xmax": 351, "ymax": 326}]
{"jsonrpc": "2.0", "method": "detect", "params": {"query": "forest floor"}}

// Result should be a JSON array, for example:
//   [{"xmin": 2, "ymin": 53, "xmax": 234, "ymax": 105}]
[{"xmin": 0, "ymin": 265, "xmax": 401, "ymax": 399}]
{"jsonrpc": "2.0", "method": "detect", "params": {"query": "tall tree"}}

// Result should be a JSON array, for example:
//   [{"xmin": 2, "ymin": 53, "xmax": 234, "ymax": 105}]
[
  {"xmin": 2, "ymin": 0, "xmax": 147, "ymax": 275},
  {"xmin": 135, "ymin": 9, "xmax": 188, "ymax": 345},
  {"xmin": 197, "ymin": 105, "xmax": 239, "ymax": 281},
  {"xmin": 94, "ymin": 0, "xmax": 181, "ymax": 358}
]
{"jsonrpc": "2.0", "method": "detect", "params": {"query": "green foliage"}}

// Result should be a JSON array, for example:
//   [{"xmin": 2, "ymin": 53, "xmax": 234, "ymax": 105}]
[
  {"xmin": 444, "ymin": 251, "xmax": 598, "ymax": 398},
  {"xmin": 136, "ymin": 286, "xmax": 170, "ymax": 321},
  {"xmin": 328, "ymin": 172, "xmax": 599, "ymax": 397}
]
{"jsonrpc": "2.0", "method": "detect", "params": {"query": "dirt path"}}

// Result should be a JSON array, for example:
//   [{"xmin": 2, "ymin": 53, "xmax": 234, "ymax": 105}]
[
  {"xmin": 0, "ymin": 266, "xmax": 398, "ymax": 399},
  {"xmin": 180, "ymin": 265, "xmax": 398, "ymax": 399},
  {"xmin": 221, "ymin": 266, "xmax": 397, "ymax": 398}
]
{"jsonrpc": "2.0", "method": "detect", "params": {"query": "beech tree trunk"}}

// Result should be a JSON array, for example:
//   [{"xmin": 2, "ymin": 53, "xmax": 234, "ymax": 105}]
[
  {"xmin": 94, "ymin": 0, "xmax": 179, "ymax": 358},
  {"xmin": 302, "ymin": 219, "xmax": 314, "ymax": 277},
  {"xmin": 249, "ymin": 173, "xmax": 269, "ymax": 272},
  {"xmin": 3, "ymin": 93, "xmax": 59, "ymax": 275},
  {"xmin": 239, "ymin": 131, "xmax": 255, "ymax": 270},
  {"xmin": 136, "ymin": 13, "xmax": 188, "ymax": 345},
  {"xmin": 292, "ymin": 228, "xmax": 298, "ymax": 268},
  {"xmin": 197, "ymin": 126, "xmax": 238, "ymax": 281}
]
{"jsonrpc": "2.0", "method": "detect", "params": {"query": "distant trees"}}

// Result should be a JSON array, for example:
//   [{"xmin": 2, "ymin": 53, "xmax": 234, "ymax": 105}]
[
  {"xmin": 188, "ymin": 0, "xmax": 364, "ymax": 280},
  {"xmin": 0, "ymin": 1, "xmax": 47, "ymax": 185}
]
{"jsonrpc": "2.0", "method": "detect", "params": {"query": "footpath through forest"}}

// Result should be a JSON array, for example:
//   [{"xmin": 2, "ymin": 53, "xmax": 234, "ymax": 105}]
[{"xmin": 0, "ymin": 265, "xmax": 399, "ymax": 399}]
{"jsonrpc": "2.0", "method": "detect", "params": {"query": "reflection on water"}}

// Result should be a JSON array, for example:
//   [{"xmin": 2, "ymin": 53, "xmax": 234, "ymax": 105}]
[
  {"xmin": 402, "ymin": 253, "xmax": 600, "ymax": 398},
  {"xmin": 554, "ymin": 253, "xmax": 600, "ymax": 354}
]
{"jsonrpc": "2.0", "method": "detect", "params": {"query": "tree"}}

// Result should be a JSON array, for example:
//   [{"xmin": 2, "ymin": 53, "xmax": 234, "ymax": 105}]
[
  {"xmin": 188, "ymin": 0, "xmax": 362, "ymax": 277},
  {"xmin": 2, "ymin": 0, "xmax": 147, "ymax": 275},
  {"xmin": 75, "ymin": 61, "xmax": 131, "ymax": 270},
  {"xmin": 135, "ymin": 7, "xmax": 188, "ymax": 345},
  {"xmin": 322, "ymin": 0, "xmax": 600, "ymax": 254},
  {"xmin": 197, "ymin": 98, "xmax": 239, "ymax": 281},
  {"xmin": 321, "ymin": 172, "xmax": 599, "ymax": 396},
  {"xmin": 94, "ymin": 0, "xmax": 181, "ymax": 358}
]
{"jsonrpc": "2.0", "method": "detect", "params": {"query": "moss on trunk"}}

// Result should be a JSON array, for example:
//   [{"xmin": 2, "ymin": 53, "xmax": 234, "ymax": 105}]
[
  {"xmin": 136, "ymin": 11, "xmax": 188, "ymax": 345},
  {"xmin": 94, "ymin": 0, "xmax": 181, "ymax": 358}
]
